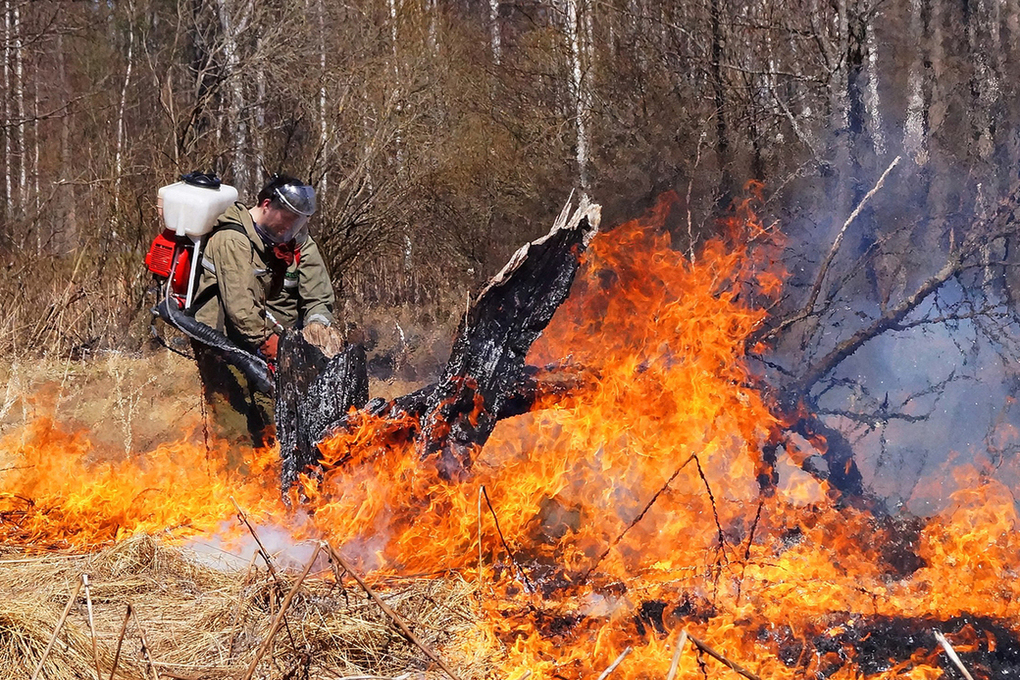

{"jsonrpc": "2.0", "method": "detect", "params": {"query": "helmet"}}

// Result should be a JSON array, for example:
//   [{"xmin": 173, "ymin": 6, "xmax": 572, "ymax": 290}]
[{"xmin": 274, "ymin": 181, "xmax": 316, "ymax": 217}]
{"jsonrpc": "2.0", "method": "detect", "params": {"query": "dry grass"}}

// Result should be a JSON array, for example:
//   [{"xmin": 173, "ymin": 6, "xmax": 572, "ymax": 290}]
[{"xmin": 0, "ymin": 536, "xmax": 491, "ymax": 680}]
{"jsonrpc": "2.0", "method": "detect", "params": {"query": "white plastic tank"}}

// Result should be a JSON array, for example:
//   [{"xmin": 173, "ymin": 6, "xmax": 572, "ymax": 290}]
[{"xmin": 158, "ymin": 178, "xmax": 238, "ymax": 238}]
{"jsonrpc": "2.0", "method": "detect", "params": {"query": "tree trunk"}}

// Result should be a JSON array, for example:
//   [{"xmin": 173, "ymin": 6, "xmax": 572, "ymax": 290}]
[{"xmin": 709, "ymin": 0, "xmax": 733, "ymax": 206}]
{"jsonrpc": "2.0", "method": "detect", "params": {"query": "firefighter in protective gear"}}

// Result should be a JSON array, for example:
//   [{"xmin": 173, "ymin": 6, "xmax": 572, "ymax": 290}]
[{"xmin": 190, "ymin": 174, "xmax": 339, "ymax": 449}]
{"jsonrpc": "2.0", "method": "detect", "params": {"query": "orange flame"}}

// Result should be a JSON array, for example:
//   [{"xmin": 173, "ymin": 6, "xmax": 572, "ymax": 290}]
[{"xmin": 2, "ymin": 192, "xmax": 1019, "ymax": 678}]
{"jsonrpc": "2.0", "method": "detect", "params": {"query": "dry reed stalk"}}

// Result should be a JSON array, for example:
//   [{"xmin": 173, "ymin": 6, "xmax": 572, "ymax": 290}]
[
  {"xmin": 82, "ymin": 573, "xmax": 102, "ymax": 680},
  {"xmin": 242, "ymin": 545, "xmax": 321, "ymax": 680},
  {"xmin": 230, "ymin": 495, "xmax": 281, "ymax": 580},
  {"xmin": 596, "ymin": 647, "xmax": 631, "ymax": 680},
  {"xmin": 666, "ymin": 630, "xmax": 688, "ymax": 680},
  {"xmin": 687, "ymin": 634, "xmax": 760, "ymax": 680},
  {"xmin": 324, "ymin": 541, "xmax": 464, "ymax": 680},
  {"xmin": 477, "ymin": 485, "xmax": 484, "ymax": 588},
  {"xmin": 109, "ymin": 604, "xmax": 132, "ymax": 680},
  {"xmin": 30, "ymin": 574, "xmax": 84, "ymax": 680},
  {"xmin": 934, "ymin": 630, "xmax": 976, "ymax": 680},
  {"xmin": 136, "ymin": 615, "xmax": 160, "ymax": 680}
]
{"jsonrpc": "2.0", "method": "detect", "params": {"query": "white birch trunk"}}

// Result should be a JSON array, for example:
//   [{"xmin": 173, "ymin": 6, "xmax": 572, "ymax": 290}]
[
  {"xmin": 489, "ymin": 0, "xmax": 501, "ymax": 63},
  {"xmin": 865, "ymin": 19, "xmax": 884, "ymax": 157},
  {"xmin": 318, "ymin": 0, "xmax": 328, "ymax": 192},
  {"xmin": 216, "ymin": 0, "xmax": 251, "ymax": 195},
  {"xmin": 3, "ymin": 0, "xmax": 11, "ymax": 221},
  {"xmin": 13, "ymin": 0, "xmax": 24, "ymax": 213},
  {"xmin": 904, "ymin": 0, "xmax": 927, "ymax": 165},
  {"xmin": 566, "ymin": 0, "xmax": 591, "ymax": 195},
  {"xmin": 114, "ymin": 5, "xmax": 135, "ymax": 225}
]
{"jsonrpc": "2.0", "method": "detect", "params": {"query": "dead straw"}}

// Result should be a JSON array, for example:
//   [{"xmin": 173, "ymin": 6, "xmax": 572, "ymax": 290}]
[
  {"xmin": 596, "ymin": 647, "xmax": 632, "ymax": 680},
  {"xmin": 30, "ymin": 574, "xmax": 84, "ymax": 680},
  {"xmin": 666, "ymin": 630, "xmax": 688, "ymax": 680},
  {"xmin": 108, "ymin": 604, "xmax": 132, "ymax": 680},
  {"xmin": 324, "ymin": 541, "xmax": 464, "ymax": 680},
  {"xmin": 242, "ymin": 545, "xmax": 321, "ymax": 680},
  {"xmin": 688, "ymin": 633, "xmax": 760, "ymax": 680},
  {"xmin": 82, "ymin": 573, "xmax": 102, "ymax": 680},
  {"xmin": 227, "ymin": 549, "xmax": 260, "ymax": 660},
  {"xmin": 934, "ymin": 630, "xmax": 976, "ymax": 680}
]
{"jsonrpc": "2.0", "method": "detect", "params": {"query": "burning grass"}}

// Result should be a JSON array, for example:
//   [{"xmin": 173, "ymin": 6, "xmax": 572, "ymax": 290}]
[{"xmin": 2, "ymin": 193, "xmax": 1020, "ymax": 679}]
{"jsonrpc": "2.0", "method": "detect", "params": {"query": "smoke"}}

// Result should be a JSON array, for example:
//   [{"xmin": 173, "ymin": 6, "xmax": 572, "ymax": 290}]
[{"xmin": 185, "ymin": 511, "xmax": 328, "ymax": 573}]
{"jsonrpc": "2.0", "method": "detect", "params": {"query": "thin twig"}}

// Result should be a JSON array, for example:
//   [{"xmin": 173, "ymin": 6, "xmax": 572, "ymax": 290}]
[
  {"xmin": 802, "ymin": 155, "xmax": 901, "ymax": 317},
  {"xmin": 688, "ymin": 633, "xmax": 761, "ymax": 680},
  {"xmin": 596, "ymin": 647, "xmax": 632, "ymax": 680},
  {"xmin": 582, "ymin": 455, "xmax": 695, "ymax": 581},
  {"xmin": 934, "ymin": 630, "xmax": 976, "ymax": 680},
  {"xmin": 82, "ymin": 574, "xmax": 102, "ymax": 680},
  {"xmin": 30, "ymin": 576, "xmax": 84, "ymax": 680},
  {"xmin": 242, "ymin": 546, "xmax": 321, "ymax": 680},
  {"xmin": 230, "ymin": 495, "xmax": 297, "ymax": 648},
  {"xmin": 323, "ymin": 542, "xmax": 464, "ymax": 680},
  {"xmin": 666, "ymin": 631, "xmax": 688, "ymax": 680},
  {"xmin": 109, "ymin": 604, "xmax": 132, "ymax": 680},
  {"xmin": 480, "ymin": 486, "xmax": 534, "ymax": 592},
  {"xmin": 230, "ymin": 495, "xmax": 281, "ymax": 580}
]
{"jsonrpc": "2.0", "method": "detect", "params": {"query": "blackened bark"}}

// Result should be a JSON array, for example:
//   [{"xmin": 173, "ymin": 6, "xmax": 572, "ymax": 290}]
[
  {"xmin": 276, "ymin": 199, "xmax": 601, "ymax": 492},
  {"xmin": 415, "ymin": 199, "xmax": 601, "ymax": 479},
  {"xmin": 276, "ymin": 334, "xmax": 368, "ymax": 495}
]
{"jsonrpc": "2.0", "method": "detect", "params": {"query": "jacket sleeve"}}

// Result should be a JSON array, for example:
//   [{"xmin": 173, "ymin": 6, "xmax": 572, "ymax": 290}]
[
  {"xmin": 204, "ymin": 230, "xmax": 273, "ymax": 349},
  {"xmin": 297, "ymin": 237, "xmax": 336, "ymax": 326}
]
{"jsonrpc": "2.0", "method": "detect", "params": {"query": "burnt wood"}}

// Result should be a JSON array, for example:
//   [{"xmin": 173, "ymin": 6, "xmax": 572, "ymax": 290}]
[
  {"xmin": 275, "ymin": 198, "xmax": 601, "ymax": 492},
  {"xmin": 276, "ymin": 333, "xmax": 368, "ymax": 495}
]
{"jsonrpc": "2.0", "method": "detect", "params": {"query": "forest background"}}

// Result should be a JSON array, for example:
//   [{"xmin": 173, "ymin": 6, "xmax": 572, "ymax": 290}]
[{"xmin": 4, "ymin": 0, "xmax": 1020, "ymax": 506}]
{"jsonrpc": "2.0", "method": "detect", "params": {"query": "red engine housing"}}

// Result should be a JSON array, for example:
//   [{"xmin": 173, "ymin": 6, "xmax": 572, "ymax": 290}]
[{"xmin": 145, "ymin": 230, "xmax": 191, "ymax": 295}]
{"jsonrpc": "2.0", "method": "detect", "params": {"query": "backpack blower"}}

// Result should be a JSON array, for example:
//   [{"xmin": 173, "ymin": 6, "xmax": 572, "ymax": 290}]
[{"xmin": 145, "ymin": 171, "xmax": 274, "ymax": 394}]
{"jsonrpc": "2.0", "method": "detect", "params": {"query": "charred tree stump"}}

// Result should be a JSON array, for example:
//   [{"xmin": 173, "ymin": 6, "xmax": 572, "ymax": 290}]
[
  {"xmin": 274, "ymin": 198, "xmax": 600, "ymax": 493},
  {"xmin": 416, "ymin": 198, "xmax": 601, "ymax": 479},
  {"xmin": 276, "ymin": 334, "xmax": 368, "ymax": 495}
]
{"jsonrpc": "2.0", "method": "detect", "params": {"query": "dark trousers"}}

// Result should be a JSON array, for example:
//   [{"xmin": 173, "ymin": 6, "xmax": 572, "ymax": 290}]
[{"xmin": 192, "ymin": 341, "xmax": 275, "ymax": 452}]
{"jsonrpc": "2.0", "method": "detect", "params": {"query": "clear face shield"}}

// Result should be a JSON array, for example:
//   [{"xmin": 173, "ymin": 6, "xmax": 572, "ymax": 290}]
[{"xmin": 256, "ymin": 182, "xmax": 317, "ymax": 245}]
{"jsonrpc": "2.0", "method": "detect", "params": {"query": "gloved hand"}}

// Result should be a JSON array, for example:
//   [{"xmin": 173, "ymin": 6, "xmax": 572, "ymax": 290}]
[
  {"xmin": 302, "ymin": 321, "xmax": 345, "ymax": 358},
  {"xmin": 259, "ymin": 334, "xmax": 280, "ymax": 361}
]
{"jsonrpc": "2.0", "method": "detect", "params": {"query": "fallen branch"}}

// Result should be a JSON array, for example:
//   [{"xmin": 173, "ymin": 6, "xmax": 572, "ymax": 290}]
[
  {"xmin": 687, "ymin": 633, "xmax": 761, "ymax": 680},
  {"xmin": 30, "ymin": 575, "xmax": 84, "ymax": 680},
  {"xmin": 596, "ymin": 647, "xmax": 632, "ymax": 680},
  {"xmin": 242, "ymin": 546, "xmax": 321, "ymax": 680},
  {"xmin": 934, "ymin": 630, "xmax": 976, "ymax": 680},
  {"xmin": 323, "ymin": 541, "xmax": 464, "ymax": 680},
  {"xmin": 230, "ymin": 496, "xmax": 281, "ymax": 580}
]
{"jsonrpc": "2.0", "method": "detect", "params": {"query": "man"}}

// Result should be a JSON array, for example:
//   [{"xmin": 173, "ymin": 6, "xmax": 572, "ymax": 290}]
[{"xmin": 191, "ymin": 174, "xmax": 339, "ymax": 448}]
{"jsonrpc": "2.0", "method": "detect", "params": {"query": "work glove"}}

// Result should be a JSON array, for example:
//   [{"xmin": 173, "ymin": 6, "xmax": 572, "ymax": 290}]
[
  {"xmin": 302, "ymin": 321, "xmax": 345, "ymax": 358},
  {"xmin": 259, "ymin": 334, "xmax": 280, "ymax": 362}
]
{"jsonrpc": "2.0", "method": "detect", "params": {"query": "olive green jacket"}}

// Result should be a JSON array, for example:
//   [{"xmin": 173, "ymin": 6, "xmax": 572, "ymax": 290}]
[{"xmin": 191, "ymin": 203, "xmax": 335, "ymax": 351}]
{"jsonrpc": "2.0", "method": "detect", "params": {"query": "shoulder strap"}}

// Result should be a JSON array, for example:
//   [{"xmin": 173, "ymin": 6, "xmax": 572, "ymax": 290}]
[{"xmin": 188, "ymin": 222, "xmax": 253, "ymax": 314}]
